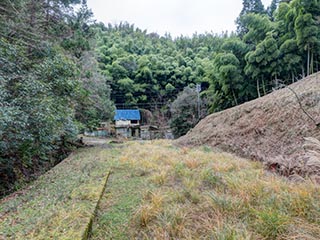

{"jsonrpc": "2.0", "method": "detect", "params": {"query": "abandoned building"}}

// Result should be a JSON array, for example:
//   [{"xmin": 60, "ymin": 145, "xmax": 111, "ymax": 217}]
[
  {"xmin": 114, "ymin": 109, "xmax": 141, "ymax": 138},
  {"xmin": 114, "ymin": 109, "xmax": 173, "ymax": 140}
]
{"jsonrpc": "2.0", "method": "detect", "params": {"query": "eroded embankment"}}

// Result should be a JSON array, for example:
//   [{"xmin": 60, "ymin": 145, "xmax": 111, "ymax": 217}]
[{"xmin": 176, "ymin": 73, "xmax": 320, "ymax": 179}]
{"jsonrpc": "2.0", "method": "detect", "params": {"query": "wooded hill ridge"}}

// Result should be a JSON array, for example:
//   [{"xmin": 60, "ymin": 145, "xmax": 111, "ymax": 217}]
[{"xmin": 1, "ymin": 0, "xmax": 320, "ymax": 195}]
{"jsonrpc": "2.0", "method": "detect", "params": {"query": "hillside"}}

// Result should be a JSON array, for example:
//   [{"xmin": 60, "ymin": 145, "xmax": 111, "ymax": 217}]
[{"xmin": 176, "ymin": 73, "xmax": 320, "ymax": 179}]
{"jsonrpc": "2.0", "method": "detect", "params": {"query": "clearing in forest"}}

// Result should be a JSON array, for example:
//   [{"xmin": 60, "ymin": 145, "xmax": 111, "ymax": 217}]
[{"xmin": 0, "ymin": 141, "xmax": 319, "ymax": 239}]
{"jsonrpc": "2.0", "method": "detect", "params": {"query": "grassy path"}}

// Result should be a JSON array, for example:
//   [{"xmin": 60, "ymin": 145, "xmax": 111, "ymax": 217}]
[
  {"xmin": 89, "ymin": 163, "xmax": 152, "ymax": 239},
  {"xmin": 0, "ymin": 146, "xmax": 116, "ymax": 240}
]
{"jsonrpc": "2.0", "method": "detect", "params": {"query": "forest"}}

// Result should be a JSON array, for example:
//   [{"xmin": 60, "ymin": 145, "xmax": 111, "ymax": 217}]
[
  {"xmin": 95, "ymin": 0, "xmax": 320, "ymax": 136},
  {"xmin": 0, "ymin": 0, "xmax": 320, "ymax": 195}
]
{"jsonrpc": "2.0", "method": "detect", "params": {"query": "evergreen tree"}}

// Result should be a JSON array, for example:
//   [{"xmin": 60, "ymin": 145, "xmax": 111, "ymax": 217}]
[
  {"xmin": 213, "ymin": 53, "xmax": 243, "ymax": 105},
  {"xmin": 0, "ymin": 0, "xmax": 114, "ymax": 195},
  {"xmin": 236, "ymin": 0, "xmax": 266, "ymax": 37},
  {"xmin": 242, "ymin": 14, "xmax": 273, "ymax": 46},
  {"xmin": 239, "ymin": 0, "xmax": 265, "ymax": 16},
  {"xmin": 170, "ymin": 86, "xmax": 206, "ymax": 138},
  {"xmin": 267, "ymin": 0, "xmax": 280, "ymax": 19},
  {"xmin": 294, "ymin": 0, "xmax": 320, "ymax": 75}
]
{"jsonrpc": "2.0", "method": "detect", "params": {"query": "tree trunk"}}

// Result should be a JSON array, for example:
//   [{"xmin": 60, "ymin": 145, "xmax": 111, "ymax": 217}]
[
  {"xmin": 310, "ymin": 50, "xmax": 314, "ymax": 75},
  {"xmin": 262, "ymin": 78, "xmax": 266, "ymax": 96},
  {"xmin": 307, "ymin": 45, "xmax": 310, "ymax": 76},
  {"xmin": 232, "ymin": 88, "xmax": 238, "ymax": 105},
  {"xmin": 257, "ymin": 79, "xmax": 261, "ymax": 98}
]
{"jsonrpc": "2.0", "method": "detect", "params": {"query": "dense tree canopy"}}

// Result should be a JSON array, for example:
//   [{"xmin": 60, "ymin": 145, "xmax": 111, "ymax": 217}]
[
  {"xmin": 95, "ymin": 24, "xmax": 226, "ymax": 111},
  {"xmin": 0, "ymin": 0, "xmax": 114, "ymax": 195},
  {"xmin": 87, "ymin": 0, "xmax": 320, "ymax": 131},
  {"xmin": 94, "ymin": 0, "xmax": 319, "ymax": 117}
]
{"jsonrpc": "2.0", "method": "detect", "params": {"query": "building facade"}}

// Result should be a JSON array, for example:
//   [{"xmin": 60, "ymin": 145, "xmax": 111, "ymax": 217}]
[{"xmin": 114, "ymin": 109, "xmax": 141, "ymax": 138}]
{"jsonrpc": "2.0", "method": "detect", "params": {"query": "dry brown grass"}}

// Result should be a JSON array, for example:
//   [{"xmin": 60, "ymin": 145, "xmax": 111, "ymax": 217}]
[
  {"xmin": 263, "ymin": 137, "xmax": 320, "ymax": 181},
  {"xmin": 91, "ymin": 140, "xmax": 320, "ymax": 239},
  {"xmin": 176, "ymin": 73, "xmax": 320, "ymax": 179},
  {"xmin": 3, "ymin": 140, "xmax": 317, "ymax": 239}
]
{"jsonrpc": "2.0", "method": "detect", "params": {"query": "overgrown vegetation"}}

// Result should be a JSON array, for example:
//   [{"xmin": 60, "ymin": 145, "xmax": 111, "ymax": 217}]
[
  {"xmin": 90, "ymin": 141, "xmax": 320, "ymax": 239},
  {"xmin": 170, "ymin": 86, "xmax": 207, "ymax": 138},
  {"xmin": 1, "ymin": 141, "xmax": 319, "ymax": 239}
]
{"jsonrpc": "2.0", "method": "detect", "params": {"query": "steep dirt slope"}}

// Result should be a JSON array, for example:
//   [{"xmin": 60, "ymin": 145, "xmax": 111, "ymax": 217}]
[{"xmin": 176, "ymin": 73, "xmax": 320, "ymax": 178}]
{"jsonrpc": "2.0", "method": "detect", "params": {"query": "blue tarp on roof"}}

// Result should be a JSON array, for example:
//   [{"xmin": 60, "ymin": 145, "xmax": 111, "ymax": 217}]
[{"xmin": 114, "ymin": 109, "xmax": 141, "ymax": 121}]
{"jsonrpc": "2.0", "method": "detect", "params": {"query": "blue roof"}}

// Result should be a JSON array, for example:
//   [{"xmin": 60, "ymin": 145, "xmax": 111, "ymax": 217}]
[{"xmin": 114, "ymin": 109, "xmax": 141, "ymax": 121}]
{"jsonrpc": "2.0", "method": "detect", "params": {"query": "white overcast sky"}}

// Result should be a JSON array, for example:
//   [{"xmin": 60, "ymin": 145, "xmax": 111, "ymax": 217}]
[{"xmin": 87, "ymin": 0, "xmax": 272, "ymax": 37}]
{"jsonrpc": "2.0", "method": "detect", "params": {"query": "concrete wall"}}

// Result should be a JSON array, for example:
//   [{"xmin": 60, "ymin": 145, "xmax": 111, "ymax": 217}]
[
  {"xmin": 115, "ymin": 120, "xmax": 131, "ymax": 127},
  {"xmin": 84, "ymin": 130, "xmax": 108, "ymax": 137},
  {"xmin": 116, "ymin": 127, "xmax": 130, "ymax": 138},
  {"xmin": 115, "ymin": 120, "xmax": 140, "ymax": 127}
]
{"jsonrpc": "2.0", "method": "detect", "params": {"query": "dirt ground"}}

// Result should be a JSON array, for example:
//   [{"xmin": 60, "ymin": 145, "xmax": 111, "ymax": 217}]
[{"xmin": 176, "ymin": 73, "xmax": 320, "ymax": 179}]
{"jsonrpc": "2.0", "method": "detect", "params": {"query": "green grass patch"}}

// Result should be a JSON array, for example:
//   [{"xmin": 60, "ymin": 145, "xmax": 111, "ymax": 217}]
[
  {"xmin": 0, "ymin": 147, "xmax": 116, "ymax": 239},
  {"xmin": 89, "ymin": 162, "xmax": 155, "ymax": 239}
]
